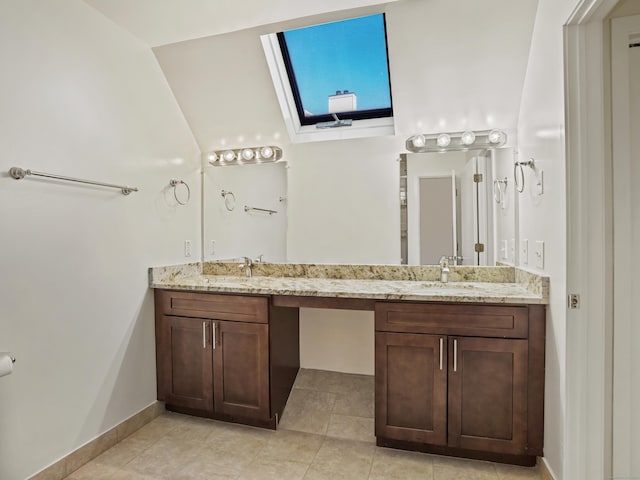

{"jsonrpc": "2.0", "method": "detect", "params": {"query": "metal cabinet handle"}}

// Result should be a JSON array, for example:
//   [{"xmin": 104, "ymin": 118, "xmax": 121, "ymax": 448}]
[
  {"xmin": 453, "ymin": 339, "xmax": 458, "ymax": 372},
  {"xmin": 212, "ymin": 322, "xmax": 216, "ymax": 350},
  {"xmin": 439, "ymin": 338, "xmax": 444, "ymax": 370},
  {"xmin": 202, "ymin": 322, "xmax": 207, "ymax": 349}
]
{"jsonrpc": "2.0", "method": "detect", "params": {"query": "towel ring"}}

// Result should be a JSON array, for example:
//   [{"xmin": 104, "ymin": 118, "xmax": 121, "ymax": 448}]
[
  {"xmin": 169, "ymin": 179, "xmax": 191, "ymax": 205},
  {"xmin": 514, "ymin": 159, "xmax": 535, "ymax": 193},
  {"xmin": 221, "ymin": 190, "xmax": 236, "ymax": 211}
]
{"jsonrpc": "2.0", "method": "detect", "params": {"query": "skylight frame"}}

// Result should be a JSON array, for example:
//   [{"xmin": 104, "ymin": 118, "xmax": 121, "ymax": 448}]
[
  {"xmin": 276, "ymin": 13, "xmax": 394, "ymax": 127},
  {"xmin": 261, "ymin": 13, "xmax": 396, "ymax": 143}
]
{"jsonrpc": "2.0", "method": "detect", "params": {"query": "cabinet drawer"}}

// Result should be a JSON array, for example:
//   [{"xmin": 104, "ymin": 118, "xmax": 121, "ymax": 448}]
[
  {"xmin": 156, "ymin": 290, "xmax": 268, "ymax": 323},
  {"xmin": 375, "ymin": 302, "xmax": 528, "ymax": 338}
]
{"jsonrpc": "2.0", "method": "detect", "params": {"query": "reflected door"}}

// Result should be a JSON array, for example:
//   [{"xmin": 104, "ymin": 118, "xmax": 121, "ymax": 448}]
[{"xmin": 418, "ymin": 174, "xmax": 457, "ymax": 265}]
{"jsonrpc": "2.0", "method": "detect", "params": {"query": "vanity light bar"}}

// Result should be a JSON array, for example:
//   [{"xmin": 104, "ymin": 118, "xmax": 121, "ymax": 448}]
[
  {"xmin": 206, "ymin": 146, "xmax": 283, "ymax": 166},
  {"xmin": 406, "ymin": 129, "xmax": 507, "ymax": 153}
]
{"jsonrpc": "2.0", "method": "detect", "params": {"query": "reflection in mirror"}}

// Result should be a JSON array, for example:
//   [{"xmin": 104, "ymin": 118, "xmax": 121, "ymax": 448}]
[
  {"xmin": 400, "ymin": 148, "xmax": 515, "ymax": 266},
  {"xmin": 203, "ymin": 162, "xmax": 288, "ymax": 263}
]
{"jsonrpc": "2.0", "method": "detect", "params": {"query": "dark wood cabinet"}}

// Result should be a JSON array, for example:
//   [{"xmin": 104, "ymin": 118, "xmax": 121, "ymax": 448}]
[
  {"xmin": 375, "ymin": 332, "xmax": 447, "ymax": 445},
  {"xmin": 155, "ymin": 290, "xmax": 299, "ymax": 429},
  {"xmin": 157, "ymin": 314, "xmax": 214, "ymax": 412},
  {"xmin": 375, "ymin": 302, "xmax": 545, "ymax": 466}
]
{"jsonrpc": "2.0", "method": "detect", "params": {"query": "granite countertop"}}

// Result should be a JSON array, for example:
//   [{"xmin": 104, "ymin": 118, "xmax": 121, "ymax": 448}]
[{"xmin": 149, "ymin": 262, "xmax": 549, "ymax": 305}]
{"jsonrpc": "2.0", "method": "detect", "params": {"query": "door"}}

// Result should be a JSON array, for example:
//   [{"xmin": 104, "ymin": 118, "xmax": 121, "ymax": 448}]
[
  {"xmin": 213, "ymin": 320, "xmax": 270, "ymax": 421},
  {"xmin": 157, "ymin": 315, "xmax": 214, "ymax": 412},
  {"xmin": 447, "ymin": 336, "xmax": 528, "ymax": 455},
  {"xmin": 612, "ymin": 15, "xmax": 640, "ymax": 477},
  {"xmin": 375, "ymin": 332, "xmax": 447, "ymax": 445},
  {"xmin": 418, "ymin": 174, "xmax": 457, "ymax": 264}
]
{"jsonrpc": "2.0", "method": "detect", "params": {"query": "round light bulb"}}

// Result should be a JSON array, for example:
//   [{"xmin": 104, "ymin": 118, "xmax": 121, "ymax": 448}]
[
  {"xmin": 207, "ymin": 153, "xmax": 218, "ymax": 162},
  {"xmin": 260, "ymin": 146, "xmax": 274, "ymax": 159},
  {"xmin": 412, "ymin": 135, "xmax": 426, "ymax": 148},
  {"xmin": 488, "ymin": 129, "xmax": 505, "ymax": 144},
  {"xmin": 461, "ymin": 131, "xmax": 476, "ymax": 146},
  {"xmin": 241, "ymin": 148, "xmax": 255, "ymax": 161},
  {"xmin": 222, "ymin": 150, "xmax": 236, "ymax": 162},
  {"xmin": 436, "ymin": 133, "xmax": 451, "ymax": 148}
]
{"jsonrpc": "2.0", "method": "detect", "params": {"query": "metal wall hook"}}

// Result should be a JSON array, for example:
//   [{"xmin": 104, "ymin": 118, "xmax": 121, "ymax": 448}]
[
  {"xmin": 169, "ymin": 179, "xmax": 190, "ymax": 205},
  {"xmin": 493, "ymin": 177, "xmax": 508, "ymax": 205}
]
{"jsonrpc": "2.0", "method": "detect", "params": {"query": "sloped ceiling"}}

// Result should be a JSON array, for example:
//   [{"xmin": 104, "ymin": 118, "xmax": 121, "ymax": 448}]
[
  {"xmin": 83, "ymin": 0, "xmax": 400, "ymax": 47},
  {"xmin": 84, "ymin": 0, "xmax": 538, "ymax": 151}
]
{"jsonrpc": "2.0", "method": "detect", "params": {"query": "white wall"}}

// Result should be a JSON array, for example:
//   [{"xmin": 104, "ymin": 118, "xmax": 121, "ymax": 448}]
[
  {"xmin": 0, "ymin": 1, "xmax": 200, "ymax": 478},
  {"xmin": 516, "ymin": 0, "xmax": 583, "ymax": 478}
]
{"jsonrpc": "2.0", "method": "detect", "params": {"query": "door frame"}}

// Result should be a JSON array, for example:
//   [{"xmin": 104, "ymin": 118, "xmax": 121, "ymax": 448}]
[
  {"xmin": 565, "ymin": 1, "xmax": 619, "ymax": 479},
  {"xmin": 610, "ymin": 14, "xmax": 640, "ymax": 477}
]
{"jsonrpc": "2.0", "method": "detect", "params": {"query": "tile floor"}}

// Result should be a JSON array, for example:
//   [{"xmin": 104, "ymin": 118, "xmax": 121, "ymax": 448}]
[{"xmin": 64, "ymin": 369, "xmax": 542, "ymax": 480}]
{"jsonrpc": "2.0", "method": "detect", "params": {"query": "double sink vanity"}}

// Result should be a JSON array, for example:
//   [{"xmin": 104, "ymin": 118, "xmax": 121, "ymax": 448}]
[{"xmin": 149, "ymin": 261, "xmax": 548, "ymax": 466}]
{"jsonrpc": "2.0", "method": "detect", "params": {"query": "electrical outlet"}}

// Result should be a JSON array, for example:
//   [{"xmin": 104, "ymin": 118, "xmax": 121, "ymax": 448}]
[
  {"xmin": 184, "ymin": 240, "xmax": 192, "ymax": 257},
  {"xmin": 534, "ymin": 241, "xmax": 545, "ymax": 269},
  {"xmin": 521, "ymin": 239, "xmax": 529, "ymax": 265}
]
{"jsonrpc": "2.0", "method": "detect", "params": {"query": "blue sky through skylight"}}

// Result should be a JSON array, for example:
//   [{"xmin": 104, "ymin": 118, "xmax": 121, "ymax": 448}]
[{"xmin": 282, "ymin": 14, "xmax": 392, "ymax": 116}]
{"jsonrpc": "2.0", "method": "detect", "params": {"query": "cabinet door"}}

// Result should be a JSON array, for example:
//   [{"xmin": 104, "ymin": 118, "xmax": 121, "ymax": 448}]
[
  {"xmin": 213, "ymin": 320, "xmax": 270, "ymax": 421},
  {"xmin": 375, "ymin": 332, "xmax": 447, "ymax": 445},
  {"xmin": 448, "ymin": 337, "xmax": 528, "ymax": 455},
  {"xmin": 157, "ymin": 315, "xmax": 214, "ymax": 412}
]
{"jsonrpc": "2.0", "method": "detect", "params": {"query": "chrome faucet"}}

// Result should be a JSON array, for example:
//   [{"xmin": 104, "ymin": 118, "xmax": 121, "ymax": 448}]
[
  {"xmin": 239, "ymin": 256, "xmax": 253, "ymax": 278},
  {"xmin": 439, "ymin": 256, "xmax": 450, "ymax": 283}
]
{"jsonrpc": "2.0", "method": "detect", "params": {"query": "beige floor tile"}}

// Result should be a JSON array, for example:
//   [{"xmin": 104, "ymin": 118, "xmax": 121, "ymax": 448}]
[
  {"xmin": 169, "ymin": 455, "xmax": 240, "ymax": 480},
  {"xmin": 494, "ymin": 463, "xmax": 540, "ymax": 479},
  {"xmin": 92, "ymin": 435, "xmax": 153, "ymax": 468},
  {"xmin": 279, "ymin": 389, "xmax": 336, "ymax": 435},
  {"xmin": 66, "ymin": 462, "xmax": 152, "ymax": 480},
  {"xmin": 308, "ymin": 437, "xmax": 374, "ymax": 479},
  {"xmin": 286, "ymin": 388, "xmax": 337, "ymax": 412},
  {"xmin": 332, "ymin": 388, "xmax": 374, "ymax": 418},
  {"xmin": 124, "ymin": 437, "xmax": 202, "ymax": 479},
  {"xmin": 240, "ymin": 457, "xmax": 310, "ymax": 480},
  {"xmin": 326, "ymin": 414, "xmax": 375, "ymax": 443},
  {"xmin": 257, "ymin": 429, "xmax": 324, "ymax": 464},
  {"xmin": 369, "ymin": 447, "xmax": 433, "ymax": 480},
  {"xmin": 433, "ymin": 456, "xmax": 498, "ymax": 480}
]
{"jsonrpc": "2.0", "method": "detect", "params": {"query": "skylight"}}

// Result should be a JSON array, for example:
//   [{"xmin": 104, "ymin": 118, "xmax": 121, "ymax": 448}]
[{"xmin": 277, "ymin": 13, "xmax": 393, "ymax": 127}]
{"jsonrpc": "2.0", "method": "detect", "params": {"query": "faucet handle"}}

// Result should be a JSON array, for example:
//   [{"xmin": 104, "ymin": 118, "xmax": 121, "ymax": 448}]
[{"xmin": 439, "ymin": 256, "xmax": 450, "ymax": 268}]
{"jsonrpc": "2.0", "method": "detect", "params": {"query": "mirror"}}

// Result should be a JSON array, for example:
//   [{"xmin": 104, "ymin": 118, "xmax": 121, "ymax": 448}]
[
  {"xmin": 202, "ymin": 162, "xmax": 288, "ymax": 263},
  {"xmin": 400, "ymin": 148, "xmax": 515, "ymax": 266}
]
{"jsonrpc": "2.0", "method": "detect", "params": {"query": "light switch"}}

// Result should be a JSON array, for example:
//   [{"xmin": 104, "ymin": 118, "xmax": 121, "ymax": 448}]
[
  {"xmin": 534, "ymin": 241, "xmax": 545, "ymax": 269},
  {"xmin": 521, "ymin": 239, "xmax": 529, "ymax": 265},
  {"xmin": 501, "ymin": 240, "xmax": 508, "ymax": 260},
  {"xmin": 185, "ymin": 240, "xmax": 192, "ymax": 257}
]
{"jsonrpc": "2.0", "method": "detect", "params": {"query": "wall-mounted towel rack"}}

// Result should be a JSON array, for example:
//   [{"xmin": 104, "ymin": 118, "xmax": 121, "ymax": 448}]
[
  {"xmin": 9, "ymin": 167, "xmax": 138, "ymax": 195},
  {"xmin": 244, "ymin": 206, "xmax": 277, "ymax": 215},
  {"xmin": 169, "ymin": 179, "xmax": 190, "ymax": 205}
]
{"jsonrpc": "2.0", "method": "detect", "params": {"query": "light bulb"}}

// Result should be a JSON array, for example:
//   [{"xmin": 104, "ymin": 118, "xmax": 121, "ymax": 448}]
[
  {"xmin": 207, "ymin": 153, "xmax": 218, "ymax": 162},
  {"xmin": 260, "ymin": 146, "xmax": 274, "ymax": 159},
  {"xmin": 222, "ymin": 150, "xmax": 236, "ymax": 162},
  {"xmin": 461, "ymin": 131, "xmax": 476, "ymax": 146},
  {"xmin": 436, "ymin": 133, "xmax": 451, "ymax": 148},
  {"xmin": 412, "ymin": 135, "xmax": 426, "ymax": 148},
  {"xmin": 241, "ymin": 148, "xmax": 255, "ymax": 161},
  {"xmin": 488, "ymin": 129, "xmax": 505, "ymax": 144}
]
